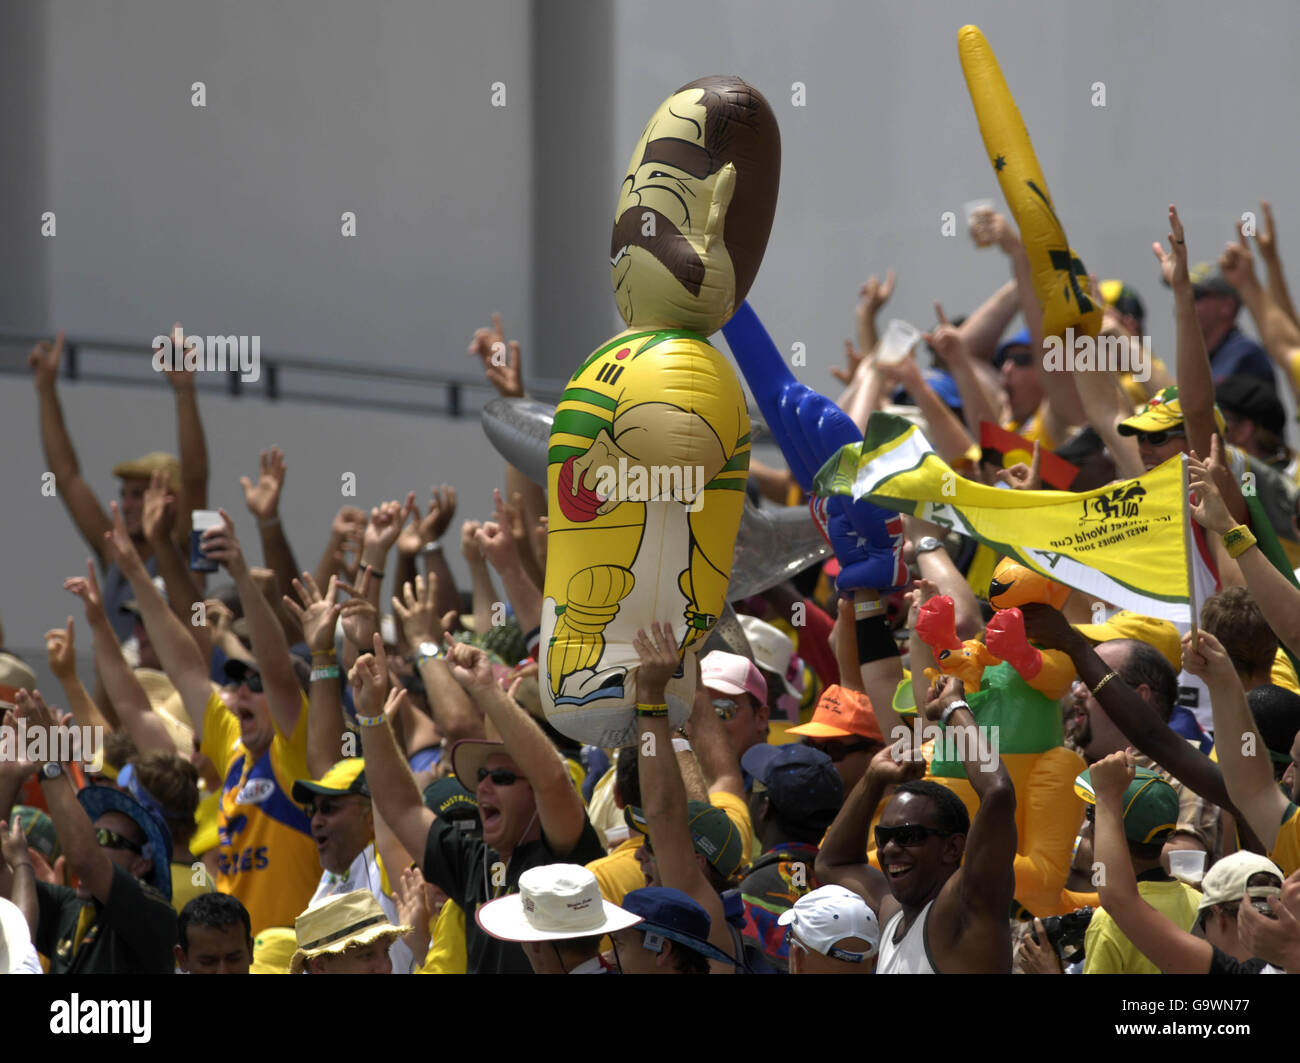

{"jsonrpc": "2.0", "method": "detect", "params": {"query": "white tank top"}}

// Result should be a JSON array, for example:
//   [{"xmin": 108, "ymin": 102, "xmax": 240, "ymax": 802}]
[{"xmin": 877, "ymin": 900, "xmax": 938, "ymax": 974}]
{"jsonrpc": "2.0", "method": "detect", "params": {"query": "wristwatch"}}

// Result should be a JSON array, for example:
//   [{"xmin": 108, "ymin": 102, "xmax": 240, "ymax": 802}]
[
  {"xmin": 915, "ymin": 536, "xmax": 945, "ymax": 556},
  {"xmin": 415, "ymin": 641, "xmax": 444, "ymax": 667},
  {"xmin": 420, "ymin": 541, "xmax": 443, "ymax": 555},
  {"xmin": 39, "ymin": 761, "xmax": 64, "ymax": 782},
  {"xmin": 939, "ymin": 699, "xmax": 969, "ymax": 727}
]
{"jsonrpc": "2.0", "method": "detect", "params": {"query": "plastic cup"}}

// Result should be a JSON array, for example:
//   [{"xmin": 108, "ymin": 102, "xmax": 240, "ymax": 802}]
[
  {"xmin": 191, "ymin": 510, "xmax": 222, "ymax": 572},
  {"xmin": 1168, "ymin": 849, "xmax": 1207, "ymax": 884},
  {"xmin": 964, "ymin": 198, "xmax": 996, "ymax": 224},
  {"xmin": 876, "ymin": 319, "xmax": 921, "ymax": 367}
]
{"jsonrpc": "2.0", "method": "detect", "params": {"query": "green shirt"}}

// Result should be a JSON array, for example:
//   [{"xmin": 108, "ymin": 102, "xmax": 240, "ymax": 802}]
[{"xmin": 36, "ymin": 864, "xmax": 177, "ymax": 974}]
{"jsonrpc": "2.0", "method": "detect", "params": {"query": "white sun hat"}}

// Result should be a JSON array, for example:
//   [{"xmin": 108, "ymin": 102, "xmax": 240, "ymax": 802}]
[{"xmin": 476, "ymin": 864, "xmax": 643, "ymax": 942}]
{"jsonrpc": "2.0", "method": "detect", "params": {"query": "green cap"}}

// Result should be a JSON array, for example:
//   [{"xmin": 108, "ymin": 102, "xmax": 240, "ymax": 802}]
[
  {"xmin": 1074, "ymin": 767, "xmax": 1179, "ymax": 845},
  {"xmin": 625, "ymin": 800, "xmax": 747, "ymax": 879},
  {"xmin": 12, "ymin": 805, "xmax": 60, "ymax": 861}
]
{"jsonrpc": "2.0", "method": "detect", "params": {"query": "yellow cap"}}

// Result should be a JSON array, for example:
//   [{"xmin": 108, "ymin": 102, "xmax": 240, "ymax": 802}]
[{"xmin": 1074, "ymin": 611, "xmax": 1182, "ymax": 674}]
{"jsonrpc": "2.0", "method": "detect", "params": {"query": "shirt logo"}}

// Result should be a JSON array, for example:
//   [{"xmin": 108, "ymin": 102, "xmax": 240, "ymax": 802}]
[{"xmin": 236, "ymin": 778, "xmax": 275, "ymax": 805}]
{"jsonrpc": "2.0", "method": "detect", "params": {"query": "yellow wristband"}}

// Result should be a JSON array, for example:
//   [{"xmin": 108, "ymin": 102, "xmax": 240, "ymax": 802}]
[
  {"xmin": 636, "ymin": 703, "xmax": 668, "ymax": 718},
  {"xmin": 1222, "ymin": 525, "xmax": 1256, "ymax": 560}
]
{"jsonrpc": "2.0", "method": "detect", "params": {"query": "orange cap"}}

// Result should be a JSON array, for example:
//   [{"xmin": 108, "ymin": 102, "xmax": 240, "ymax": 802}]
[{"xmin": 786, "ymin": 685, "xmax": 883, "ymax": 743}]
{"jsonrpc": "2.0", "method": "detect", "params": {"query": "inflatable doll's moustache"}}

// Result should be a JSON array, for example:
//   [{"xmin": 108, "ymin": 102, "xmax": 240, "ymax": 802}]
[
  {"xmin": 481, "ymin": 396, "xmax": 830, "ymax": 600},
  {"xmin": 611, "ymin": 207, "xmax": 705, "ymax": 296}
]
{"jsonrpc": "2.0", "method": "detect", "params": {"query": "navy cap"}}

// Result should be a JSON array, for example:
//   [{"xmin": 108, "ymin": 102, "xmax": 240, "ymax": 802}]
[
  {"xmin": 620, "ymin": 887, "xmax": 738, "ymax": 966},
  {"xmin": 77, "ymin": 785, "xmax": 174, "ymax": 900},
  {"xmin": 741, "ymin": 743, "xmax": 843, "ymax": 828},
  {"xmin": 995, "ymin": 327, "xmax": 1033, "ymax": 367}
]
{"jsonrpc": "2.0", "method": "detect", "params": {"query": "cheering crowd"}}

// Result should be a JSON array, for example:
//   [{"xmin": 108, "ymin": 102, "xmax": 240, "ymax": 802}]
[{"xmin": 5, "ymin": 198, "xmax": 1300, "ymax": 976}]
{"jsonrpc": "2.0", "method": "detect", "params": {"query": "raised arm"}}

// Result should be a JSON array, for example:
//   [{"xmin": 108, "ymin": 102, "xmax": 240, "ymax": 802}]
[
  {"xmin": 241, "ymin": 446, "xmax": 303, "ymax": 642},
  {"xmin": 65, "ymin": 564, "xmax": 176, "ymax": 755},
  {"xmin": 314, "ymin": 506, "xmax": 366, "ymax": 600},
  {"xmin": 881, "ymin": 354, "xmax": 976, "ymax": 466},
  {"xmin": 43, "ymin": 616, "xmax": 112, "ymax": 735},
  {"xmin": 447, "ymin": 641, "xmax": 586, "ymax": 856},
  {"xmin": 141, "ymin": 469, "xmax": 204, "ymax": 628},
  {"xmin": 1021, "ymin": 599, "xmax": 1251, "ymax": 836},
  {"xmin": 1222, "ymin": 220, "xmax": 1300, "ymax": 397},
  {"xmin": 29, "ymin": 332, "xmax": 111, "ymax": 563},
  {"xmin": 104, "ymin": 503, "xmax": 212, "ymax": 732},
  {"xmin": 474, "ymin": 491, "xmax": 542, "ymax": 635},
  {"xmin": 632, "ymin": 623, "xmax": 734, "ymax": 964},
  {"xmin": 1091, "ymin": 748, "xmax": 1212, "ymax": 974},
  {"xmin": 1254, "ymin": 201, "xmax": 1300, "ymax": 331},
  {"xmin": 815, "ymin": 740, "xmax": 921, "ymax": 918},
  {"xmin": 200, "ymin": 509, "xmax": 303, "ymax": 738},
  {"xmin": 957, "ymin": 278, "xmax": 1019, "ymax": 363},
  {"xmin": 165, "ymin": 329, "xmax": 209, "ymax": 526},
  {"xmin": 283, "ymin": 573, "xmax": 345, "ymax": 779},
  {"xmin": 396, "ymin": 485, "xmax": 460, "ymax": 625},
  {"xmin": 1184, "ymin": 629, "xmax": 1290, "ymax": 850},
  {"xmin": 16, "ymin": 692, "xmax": 116, "ymax": 903},
  {"xmin": 392, "ymin": 574, "xmax": 484, "ymax": 745},
  {"xmin": 460, "ymin": 520, "xmax": 498, "ymax": 635},
  {"xmin": 925, "ymin": 304, "xmax": 1003, "ymax": 438},
  {"xmin": 352, "ymin": 643, "xmax": 434, "ymax": 862},
  {"xmin": 1156, "ymin": 205, "xmax": 1248, "ymax": 526}
]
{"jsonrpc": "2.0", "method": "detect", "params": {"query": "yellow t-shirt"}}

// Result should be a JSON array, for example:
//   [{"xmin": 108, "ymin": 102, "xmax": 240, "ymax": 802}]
[
  {"xmin": 1005, "ymin": 409, "xmax": 1056, "ymax": 452},
  {"xmin": 1082, "ymin": 879, "xmax": 1203, "ymax": 974},
  {"xmin": 198, "ymin": 691, "xmax": 320, "ymax": 935},
  {"xmin": 1269, "ymin": 802, "xmax": 1300, "ymax": 876},
  {"xmin": 418, "ymin": 900, "xmax": 467, "ymax": 974},
  {"xmin": 1270, "ymin": 650, "xmax": 1300, "ymax": 696},
  {"xmin": 170, "ymin": 860, "xmax": 216, "ymax": 914}
]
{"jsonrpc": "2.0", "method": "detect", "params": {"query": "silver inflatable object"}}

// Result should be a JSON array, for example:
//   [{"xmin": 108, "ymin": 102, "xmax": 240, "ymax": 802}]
[{"xmin": 481, "ymin": 397, "xmax": 828, "ymax": 600}]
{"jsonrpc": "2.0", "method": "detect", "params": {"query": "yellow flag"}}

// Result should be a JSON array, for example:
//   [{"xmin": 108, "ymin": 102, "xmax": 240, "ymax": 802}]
[{"xmin": 814, "ymin": 414, "xmax": 1215, "ymax": 623}]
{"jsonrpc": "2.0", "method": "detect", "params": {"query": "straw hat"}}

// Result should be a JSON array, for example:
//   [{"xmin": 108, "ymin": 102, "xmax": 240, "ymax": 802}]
[{"xmin": 289, "ymin": 891, "xmax": 409, "ymax": 974}]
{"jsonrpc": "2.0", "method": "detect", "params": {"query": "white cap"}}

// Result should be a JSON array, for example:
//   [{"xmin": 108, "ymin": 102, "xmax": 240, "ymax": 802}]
[
  {"xmin": 0, "ymin": 897, "xmax": 38, "ymax": 974},
  {"xmin": 737, "ymin": 616, "xmax": 800, "ymax": 698},
  {"xmin": 778, "ymin": 885, "xmax": 879, "ymax": 961},
  {"xmin": 476, "ymin": 864, "xmax": 643, "ymax": 942}
]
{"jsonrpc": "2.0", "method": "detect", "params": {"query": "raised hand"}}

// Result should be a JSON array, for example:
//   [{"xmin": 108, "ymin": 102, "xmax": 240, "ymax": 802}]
[
  {"xmin": 970, "ymin": 208, "xmax": 1017, "ymax": 252},
  {"xmin": 1254, "ymin": 200, "xmax": 1280, "ymax": 260},
  {"xmin": 995, "ymin": 441, "xmax": 1042, "ymax": 491},
  {"xmin": 1088, "ymin": 747, "xmax": 1137, "ymax": 802},
  {"xmin": 103, "ymin": 501, "xmax": 146, "ymax": 574},
  {"xmin": 922, "ymin": 302, "xmax": 970, "ymax": 364},
  {"xmin": 200, "ymin": 509, "xmax": 247, "ymax": 576},
  {"xmin": 337, "ymin": 568, "xmax": 379, "ymax": 650},
  {"xmin": 28, "ymin": 330, "xmax": 65, "ymax": 392},
  {"xmin": 460, "ymin": 519, "xmax": 484, "ymax": 563},
  {"xmin": 391, "ymin": 573, "xmax": 450, "ymax": 648},
  {"xmin": 1152, "ymin": 204, "xmax": 1191, "ymax": 292},
  {"xmin": 1218, "ymin": 219, "xmax": 1258, "ymax": 292},
  {"xmin": 857, "ymin": 270, "xmax": 895, "ymax": 332},
  {"xmin": 241, "ymin": 446, "xmax": 287, "ymax": 521},
  {"xmin": 475, "ymin": 520, "xmax": 520, "ymax": 573},
  {"xmin": 350, "ymin": 635, "xmax": 390, "ymax": 718},
  {"xmin": 468, "ymin": 312, "xmax": 524, "ymax": 398},
  {"xmin": 162, "ymin": 324, "xmax": 197, "ymax": 392},
  {"xmin": 446, "ymin": 640, "xmax": 495, "ymax": 691},
  {"xmin": 284, "ymin": 572, "xmax": 342, "ymax": 655},
  {"xmin": 866, "ymin": 738, "xmax": 926, "ymax": 786},
  {"xmin": 1181, "ymin": 628, "xmax": 1238, "ymax": 687},
  {"xmin": 831, "ymin": 339, "xmax": 866, "ymax": 387},
  {"xmin": 632, "ymin": 622, "xmax": 681, "ymax": 705},
  {"xmin": 141, "ymin": 467, "xmax": 177, "ymax": 546},
  {"xmin": 921, "ymin": 674, "xmax": 966, "ymax": 724},
  {"xmin": 1187, "ymin": 436, "xmax": 1237, "ymax": 537},
  {"xmin": 44, "ymin": 618, "xmax": 77, "ymax": 680},
  {"xmin": 64, "ymin": 559, "xmax": 108, "ymax": 629},
  {"xmin": 364, "ymin": 495, "xmax": 416, "ymax": 559},
  {"xmin": 398, "ymin": 485, "xmax": 458, "ymax": 557}
]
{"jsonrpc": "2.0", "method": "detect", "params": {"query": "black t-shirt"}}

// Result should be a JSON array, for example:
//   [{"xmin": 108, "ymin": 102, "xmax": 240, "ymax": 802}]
[
  {"xmin": 35, "ymin": 864, "xmax": 177, "ymax": 974},
  {"xmin": 422, "ymin": 815, "xmax": 605, "ymax": 974},
  {"xmin": 1207, "ymin": 946, "xmax": 1268, "ymax": 975}
]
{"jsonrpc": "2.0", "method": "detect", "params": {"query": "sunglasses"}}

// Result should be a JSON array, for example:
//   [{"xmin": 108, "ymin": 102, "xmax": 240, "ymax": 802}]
[
  {"xmin": 1001, "ymin": 350, "xmax": 1034, "ymax": 369},
  {"xmin": 230, "ymin": 670, "xmax": 264, "ymax": 693},
  {"xmin": 802, "ymin": 737, "xmax": 876, "ymax": 762},
  {"xmin": 874, "ymin": 823, "xmax": 951, "ymax": 849},
  {"xmin": 96, "ymin": 828, "xmax": 143, "ymax": 854},
  {"xmin": 304, "ymin": 796, "xmax": 364, "ymax": 817},
  {"xmin": 1134, "ymin": 428, "xmax": 1185, "ymax": 447},
  {"xmin": 477, "ymin": 767, "xmax": 522, "ymax": 786}
]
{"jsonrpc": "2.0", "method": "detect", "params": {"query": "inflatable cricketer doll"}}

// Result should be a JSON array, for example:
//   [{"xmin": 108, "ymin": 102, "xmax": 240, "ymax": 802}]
[{"xmin": 542, "ymin": 77, "xmax": 781, "ymax": 748}]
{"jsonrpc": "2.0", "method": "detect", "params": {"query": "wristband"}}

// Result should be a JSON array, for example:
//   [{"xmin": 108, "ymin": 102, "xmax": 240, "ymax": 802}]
[
  {"xmin": 854, "ymin": 598, "xmax": 885, "ymax": 620},
  {"xmin": 856, "ymin": 615, "xmax": 900, "ymax": 664},
  {"xmin": 420, "ymin": 541, "xmax": 443, "ymax": 555},
  {"xmin": 258, "ymin": 516, "xmax": 281, "ymax": 529},
  {"xmin": 636, "ymin": 703, "xmax": 669, "ymax": 718},
  {"xmin": 1222, "ymin": 525, "xmax": 1256, "ymax": 559},
  {"xmin": 939, "ymin": 699, "xmax": 969, "ymax": 727},
  {"xmin": 310, "ymin": 665, "xmax": 340, "ymax": 682},
  {"xmin": 1090, "ymin": 670, "xmax": 1119, "ymax": 697},
  {"xmin": 355, "ymin": 713, "xmax": 388, "ymax": 728},
  {"xmin": 362, "ymin": 563, "xmax": 385, "ymax": 579},
  {"xmin": 311, "ymin": 649, "xmax": 337, "ymax": 659},
  {"xmin": 671, "ymin": 737, "xmax": 692, "ymax": 754}
]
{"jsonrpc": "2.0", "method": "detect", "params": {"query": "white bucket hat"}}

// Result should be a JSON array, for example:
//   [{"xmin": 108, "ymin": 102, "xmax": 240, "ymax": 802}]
[
  {"xmin": 476, "ymin": 864, "xmax": 643, "ymax": 942},
  {"xmin": 0, "ymin": 897, "xmax": 39, "ymax": 974}
]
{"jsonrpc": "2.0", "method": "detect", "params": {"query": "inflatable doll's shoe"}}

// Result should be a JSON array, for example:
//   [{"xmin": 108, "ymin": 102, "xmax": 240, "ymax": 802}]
[{"xmin": 554, "ymin": 667, "xmax": 628, "ymax": 707}]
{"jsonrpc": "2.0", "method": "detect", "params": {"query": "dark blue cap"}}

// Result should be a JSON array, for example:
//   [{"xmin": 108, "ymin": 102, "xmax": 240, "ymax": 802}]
[
  {"xmin": 995, "ymin": 327, "xmax": 1033, "ymax": 367},
  {"xmin": 741, "ymin": 743, "xmax": 843, "ymax": 826},
  {"xmin": 620, "ymin": 887, "xmax": 738, "ymax": 965},
  {"xmin": 78, "ymin": 784, "xmax": 174, "ymax": 900}
]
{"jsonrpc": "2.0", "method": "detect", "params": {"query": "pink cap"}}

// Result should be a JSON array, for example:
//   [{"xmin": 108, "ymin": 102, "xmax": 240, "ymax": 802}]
[{"xmin": 700, "ymin": 651, "xmax": 767, "ymax": 705}]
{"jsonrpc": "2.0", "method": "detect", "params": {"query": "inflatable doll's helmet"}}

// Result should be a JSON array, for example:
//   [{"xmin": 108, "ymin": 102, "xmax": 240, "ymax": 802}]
[{"xmin": 988, "ymin": 557, "xmax": 1070, "ymax": 611}]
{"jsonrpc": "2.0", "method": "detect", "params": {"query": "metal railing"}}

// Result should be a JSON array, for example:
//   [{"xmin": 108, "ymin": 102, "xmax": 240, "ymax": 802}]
[{"xmin": 0, "ymin": 329, "xmax": 571, "ymax": 416}]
